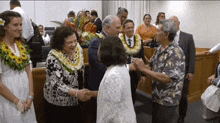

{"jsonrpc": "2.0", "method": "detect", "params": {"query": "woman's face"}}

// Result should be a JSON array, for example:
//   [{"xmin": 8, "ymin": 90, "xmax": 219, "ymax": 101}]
[
  {"xmin": 4, "ymin": 17, "xmax": 22, "ymax": 38},
  {"xmin": 63, "ymin": 33, "xmax": 78, "ymax": 54},
  {"xmin": 159, "ymin": 14, "xmax": 165, "ymax": 21},
  {"xmin": 144, "ymin": 15, "xmax": 151, "ymax": 25},
  {"xmin": 118, "ymin": 12, "xmax": 128, "ymax": 24}
]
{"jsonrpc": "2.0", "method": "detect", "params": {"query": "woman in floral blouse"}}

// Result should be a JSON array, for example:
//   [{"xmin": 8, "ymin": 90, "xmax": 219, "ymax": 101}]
[{"xmin": 43, "ymin": 26, "xmax": 91, "ymax": 123}]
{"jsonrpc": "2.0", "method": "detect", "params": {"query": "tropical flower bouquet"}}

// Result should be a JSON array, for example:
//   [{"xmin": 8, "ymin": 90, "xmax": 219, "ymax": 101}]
[{"xmin": 66, "ymin": 16, "xmax": 103, "ymax": 46}]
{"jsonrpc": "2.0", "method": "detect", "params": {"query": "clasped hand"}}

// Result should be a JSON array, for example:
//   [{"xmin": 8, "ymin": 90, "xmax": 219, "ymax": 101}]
[
  {"xmin": 15, "ymin": 98, "xmax": 32, "ymax": 113},
  {"xmin": 77, "ymin": 89, "xmax": 98, "ymax": 102}
]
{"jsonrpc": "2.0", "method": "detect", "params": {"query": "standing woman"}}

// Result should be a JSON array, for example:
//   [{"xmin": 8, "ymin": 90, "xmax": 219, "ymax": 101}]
[
  {"xmin": 43, "ymin": 26, "xmax": 91, "ymax": 123},
  {"xmin": 153, "ymin": 12, "xmax": 166, "ymax": 29},
  {"xmin": 0, "ymin": 11, "xmax": 37, "ymax": 123},
  {"xmin": 135, "ymin": 14, "xmax": 157, "ymax": 46},
  {"xmin": 96, "ymin": 36, "xmax": 136, "ymax": 123}
]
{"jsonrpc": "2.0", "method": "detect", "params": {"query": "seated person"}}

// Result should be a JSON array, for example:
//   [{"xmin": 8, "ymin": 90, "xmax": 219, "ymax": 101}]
[
  {"xmin": 135, "ymin": 14, "xmax": 157, "ymax": 46},
  {"xmin": 38, "ymin": 25, "xmax": 50, "ymax": 45}
]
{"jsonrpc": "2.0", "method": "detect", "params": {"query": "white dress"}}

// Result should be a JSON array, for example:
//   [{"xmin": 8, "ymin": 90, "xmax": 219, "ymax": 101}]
[
  {"xmin": 0, "ymin": 43, "xmax": 37, "ymax": 123},
  {"xmin": 97, "ymin": 65, "xmax": 136, "ymax": 123}
]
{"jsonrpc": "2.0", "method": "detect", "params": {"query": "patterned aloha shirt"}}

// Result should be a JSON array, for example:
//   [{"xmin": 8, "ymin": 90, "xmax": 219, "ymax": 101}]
[{"xmin": 149, "ymin": 42, "xmax": 185, "ymax": 106}]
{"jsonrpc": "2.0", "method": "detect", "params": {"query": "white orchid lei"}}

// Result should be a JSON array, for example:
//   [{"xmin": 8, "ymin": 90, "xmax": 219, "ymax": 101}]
[
  {"xmin": 50, "ymin": 43, "xmax": 84, "ymax": 73},
  {"xmin": 119, "ymin": 33, "xmax": 142, "ymax": 55}
]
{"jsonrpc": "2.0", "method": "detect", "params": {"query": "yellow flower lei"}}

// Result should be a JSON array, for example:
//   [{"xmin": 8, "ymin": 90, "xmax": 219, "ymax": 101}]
[
  {"xmin": 119, "ymin": 33, "xmax": 142, "ymax": 55},
  {"xmin": 0, "ymin": 41, "xmax": 30, "ymax": 71},
  {"xmin": 50, "ymin": 43, "xmax": 84, "ymax": 73}
]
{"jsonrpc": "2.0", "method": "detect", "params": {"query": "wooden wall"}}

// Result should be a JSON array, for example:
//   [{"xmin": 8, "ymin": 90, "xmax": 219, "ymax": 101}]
[{"xmin": 137, "ymin": 47, "xmax": 219, "ymax": 103}]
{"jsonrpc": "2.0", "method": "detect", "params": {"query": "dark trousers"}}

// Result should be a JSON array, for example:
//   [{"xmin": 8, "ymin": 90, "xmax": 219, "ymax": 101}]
[
  {"xmin": 206, "ymin": 117, "xmax": 220, "ymax": 123},
  {"xmin": 179, "ymin": 78, "xmax": 190, "ymax": 120},
  {"xmin": 152, "ymin": 102, "xmax": 178, "ymax": 123},
  {"xmin": 130, "ymin": 71, "xmax": 139, "ymax": 104},
  {"xmin": 44, "ymin": 99, "xmax": 83, "ymax": 123}
]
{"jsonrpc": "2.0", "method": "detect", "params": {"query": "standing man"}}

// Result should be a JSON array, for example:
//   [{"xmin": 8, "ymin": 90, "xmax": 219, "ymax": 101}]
[
  {"xmin": 91, "ymin": 10, "xmax": 102, "ymax": 33},
  {"xmin": 133, "ymin": 19, "xmax": 185, "ymax": 123},
  {"xmin": 119, "ymin": 19, "xmax": 146, "ymax": 104},
  {"xmin": 10, "ymin": 0, "xmax": 34, "ymax": 42},
  {"xmin": 170, "ymin": 16, "xmax": 196, "ymax": 123},
  {"xmin": 88, "ymin": 15, "xmax": 121, "ymax": 122}
]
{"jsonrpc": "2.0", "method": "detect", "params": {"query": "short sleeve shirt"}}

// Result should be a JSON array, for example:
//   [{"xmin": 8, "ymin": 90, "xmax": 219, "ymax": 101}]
[{"xmin": 149, "ymin": 42, "xmax": 185, "ymax": 106}]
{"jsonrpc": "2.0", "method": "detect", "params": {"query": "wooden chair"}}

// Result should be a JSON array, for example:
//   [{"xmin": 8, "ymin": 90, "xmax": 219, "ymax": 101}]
[{"xmin": 32, "ymin": 67, "xmax": 46, "ymax": 123}]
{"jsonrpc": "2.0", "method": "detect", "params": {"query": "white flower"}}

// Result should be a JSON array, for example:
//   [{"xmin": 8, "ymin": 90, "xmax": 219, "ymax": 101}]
[{"xmin": 0, "ymin": 18, "xmax": 5, "ymax": 26}]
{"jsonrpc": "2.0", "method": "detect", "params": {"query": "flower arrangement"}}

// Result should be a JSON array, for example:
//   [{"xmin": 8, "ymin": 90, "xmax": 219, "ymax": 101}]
[
  {"xmin": 0, "ymin": 41, "xmax": 31, "ymax": 71},
  {"xmin": 66, "ymin": 16, "xmax": 103, "ymax": 46}
]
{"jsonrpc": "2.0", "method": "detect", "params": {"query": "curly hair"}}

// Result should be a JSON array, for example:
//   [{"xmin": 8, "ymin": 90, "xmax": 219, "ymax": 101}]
[
  {"xmin": 0, "ymin": 11, "xmax": 23, "ymax": 42},
  {"xmin": 99, "ymin": 36, "xmax": 127, "ymax": 67},
  {"xmin": 50, "ymin": 26, "xmax": 79, "ymax": 50}
]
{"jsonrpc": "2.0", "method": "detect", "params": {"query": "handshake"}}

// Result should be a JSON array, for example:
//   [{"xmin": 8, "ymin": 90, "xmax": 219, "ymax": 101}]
[{"xmin": 70, "ymin": 89, "xmax": 98, "ymax": 102}]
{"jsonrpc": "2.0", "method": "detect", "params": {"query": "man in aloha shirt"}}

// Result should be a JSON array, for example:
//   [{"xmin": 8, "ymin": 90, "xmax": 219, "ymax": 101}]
[{"xmin": 133, "ymin": 19, "xmax": 185, "ymax": 123}]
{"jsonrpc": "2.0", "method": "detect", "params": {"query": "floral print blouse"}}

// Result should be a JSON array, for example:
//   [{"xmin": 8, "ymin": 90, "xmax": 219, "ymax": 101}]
[
  {"xmin": 44, "ymin": 51, "xmax": 84, "ymax": 106},
  {"xmin": 149, "ymin": 42, "xmax": 185, "ymax": 106}
]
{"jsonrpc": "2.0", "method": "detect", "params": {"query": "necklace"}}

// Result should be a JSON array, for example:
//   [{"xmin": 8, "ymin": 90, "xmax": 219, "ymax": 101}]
[
  {"xmin": 119, "ymin": 33, "xmax": 142, "ymax": 55},
  {"xmin": 0, "ymin": 41, "xmax": 31, "ymax": 71},
  {"xmin": 50, "ymin": 43, "xmax": 84, "ymax": 73}
]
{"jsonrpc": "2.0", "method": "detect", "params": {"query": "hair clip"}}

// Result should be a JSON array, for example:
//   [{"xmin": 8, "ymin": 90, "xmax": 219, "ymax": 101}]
[{"xmin": 0, "ymin": 18, "xmax": 5, "ymax": 26}]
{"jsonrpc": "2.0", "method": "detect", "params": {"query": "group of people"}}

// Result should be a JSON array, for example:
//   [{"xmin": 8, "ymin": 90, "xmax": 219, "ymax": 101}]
[{"xmin": 3, "ymin": 0, "xmax": 220, "ymax": 123}]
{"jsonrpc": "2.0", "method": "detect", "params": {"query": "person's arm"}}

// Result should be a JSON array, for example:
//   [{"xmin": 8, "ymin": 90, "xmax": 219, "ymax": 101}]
[
  {"xmin": 207, "ymin": 74, "xmax": 215, "ymax": 84},
  {"xmin": 209, "ymin": 43, "xmax": 220, "ymax": 53},
  {"xmin": 187, "ymin": 34, "xmax": 196, "ymax": 76},
  {"xmin": 24, "ymin": 63, "xmax": 34, "ymax": 111},
  {"xmin": 88, "ymin": 38, "xmax": 107, "ymax": 73}
]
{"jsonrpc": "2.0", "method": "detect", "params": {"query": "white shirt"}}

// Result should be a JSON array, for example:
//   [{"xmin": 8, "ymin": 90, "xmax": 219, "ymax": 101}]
[
  {"xmin": 209, "ymin": 43, "xmax": 220, "ymax": 53},
  {"xmin": 12, "ymin": 7, "xmax": 34, "ymax": 41},
  {"xmin": 174, "ymin": 30, "xmax": 180, "ymax": 45},
  {"xmin": 97, "ymin": 65, "xmax": 136, "ymax": 123},
  {"xmin": 125, "ymin": 35, "xmax": 134, "ymax": 47},
  {"xmin": 42, "ymin": 34, "xmax": 50, "ymax": 45}
]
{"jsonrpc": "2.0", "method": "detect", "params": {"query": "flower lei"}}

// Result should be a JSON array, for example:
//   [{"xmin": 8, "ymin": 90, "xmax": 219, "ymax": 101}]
[
  {"xmin": 0, "ymin": 41, "xmax": 31, "ymax": 71},
  {"xmin": 81, "ymin": 32, "xmax": 104, "ymax": 46},
  {"xmin": 119, "ymin": 33, "xmax": 142, "ymax": 55},
  {"xmin": 50, "ymin": 43, "xmax": 84, "ymax": 73}
]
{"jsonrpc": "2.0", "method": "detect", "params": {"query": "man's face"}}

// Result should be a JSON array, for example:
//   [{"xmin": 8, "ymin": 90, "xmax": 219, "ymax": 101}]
[
  {"xmin": 91, "ymin": 15, "xmax": 96, "ymax": 21},
  {"xmin": 39, "ymin": 26, "xmax": 44, "ymax": 36},
  {"xmin": 124, "ymin": 22, "xmax": 134, "ymax": 38},
  {"xmin": 156, "ymin": 24, "xmax": 166, "ymax": 43},
  {"xmin": 170, "ymin": 17, "xmax": 180, "ymax": 30},
  {"xmin": 107, "ymin": 18, "xmax": 121, "ymax": 36}
]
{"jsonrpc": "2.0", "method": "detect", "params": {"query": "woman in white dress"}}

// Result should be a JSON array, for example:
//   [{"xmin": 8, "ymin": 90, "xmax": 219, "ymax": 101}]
[
  {"xmin": 95, "ymin": 36, "xmax": 136, "ymax": 123},
  {"xmin": 0, "ymin": 11, "xmax": 37, "ymax": 123}
]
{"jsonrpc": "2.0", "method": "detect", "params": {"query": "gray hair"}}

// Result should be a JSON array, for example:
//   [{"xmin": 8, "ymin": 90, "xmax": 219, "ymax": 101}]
[
  {"xmin": 116, "ymin": 7, "xmax": 128, "ymax": 16},
  {"xmin": 102, "ymin": 15, "xmax": 119, "ymax": 30},
  {"xmin": 160, "ymin": 19, "xmax": 177, "ymax": 42}
]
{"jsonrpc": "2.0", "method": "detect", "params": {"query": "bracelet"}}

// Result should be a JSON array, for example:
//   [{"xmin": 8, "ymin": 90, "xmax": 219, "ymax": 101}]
[
  {"xmin": 75, "ymin": 89, "xmax": 79, "ymax": 98},
  {"xmin": 28, "ymin": 95, "xmax": 34, "ymax": 100}
]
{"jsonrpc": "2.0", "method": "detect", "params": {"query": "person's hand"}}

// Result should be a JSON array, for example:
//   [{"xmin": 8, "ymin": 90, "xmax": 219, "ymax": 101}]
[
  {"xmin": 143, "ymin": 39, "xmax": 152, "ymax": 45},
  {"xmin": 24, "ymin": 98, "xmax": 32, "ymax": 112},
  {"xmin": 187, "ymin": 73, "xmax": 194, "ymax": 81},
  {"xmin": 207, "ymin": 75, "xmax": 215, "ymax": 84},
  {"xmin": 139, "ymin": 77, "xmax": 146, "ymax": 84},
  {"xmin": 77, "ymin": 89, "xmax": 92, "ymax": 102},
  {"xmin": 15, "ymin": 100, "xmax": 25, "ymax": 113},
  {"xmin": 203, "ymin": 51, "xmax": 211, "ymax": 55},
  {"xmin": 133, "ymin": 58, "xmax": 146, "ymax": 72}
]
